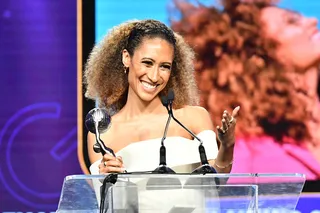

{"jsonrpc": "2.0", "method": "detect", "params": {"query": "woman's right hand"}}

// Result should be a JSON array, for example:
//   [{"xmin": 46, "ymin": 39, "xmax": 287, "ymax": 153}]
[{"xmin": 98, "ymin": 154, "xmax": 125, "ymax": 174}]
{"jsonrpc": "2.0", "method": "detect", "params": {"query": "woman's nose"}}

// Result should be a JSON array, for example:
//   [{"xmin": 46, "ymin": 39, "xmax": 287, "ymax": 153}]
[{"xmin": 147, "ymin": 67, "xmax": 160, "ymax": 83}]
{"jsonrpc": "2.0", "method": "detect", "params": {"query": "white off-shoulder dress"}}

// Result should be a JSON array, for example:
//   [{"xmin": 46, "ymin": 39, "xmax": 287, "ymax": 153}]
[{"xmin": 90, "ymin": 130, "xmax": 219, "ymax": 213}]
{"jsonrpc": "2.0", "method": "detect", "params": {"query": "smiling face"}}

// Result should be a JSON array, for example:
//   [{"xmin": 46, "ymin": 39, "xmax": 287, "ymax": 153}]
[
  {"xmin": 261, "ymin": 6, "xmax": 320, "ymax": 70},
  {"xmin": 122, "ymin": 37, "xmax": 174, "ymax": 102}
]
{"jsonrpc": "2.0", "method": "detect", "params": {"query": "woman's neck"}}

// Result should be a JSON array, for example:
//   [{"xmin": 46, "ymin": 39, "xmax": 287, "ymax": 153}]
[
  {"xmin": 119, "ymin": 87, "xmax": 166, "ymax": 121},
  {"xmin": 304, "ymin": 66, "xmax": 320, "ymax": 144},
  {"xmin": 304, "ymin": 67, "xmax": 319, "ymax": 98}
]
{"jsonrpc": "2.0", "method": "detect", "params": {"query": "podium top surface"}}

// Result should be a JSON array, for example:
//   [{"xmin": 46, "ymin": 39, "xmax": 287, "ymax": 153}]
[
  {"xmin": 56, "ymin": 173, "xmax": 306, "ymax": 213},
  {"xmin": 66, "ymin": 173, "xmax": 306, "ymax": 187},
  {"xmin": 66, "ymin": 173, "xmax": 305, "ymax": 180}
]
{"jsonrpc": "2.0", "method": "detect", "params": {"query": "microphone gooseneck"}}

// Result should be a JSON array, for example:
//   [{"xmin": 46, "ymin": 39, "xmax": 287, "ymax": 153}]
[
  {"xmin": 166, "ymin": 89, "xmax": 217, "ymax": 174},
  {"xmin": 160, "ymin": 96, "xmax": 171, "ymax": 147},
  {"xmin": 152, "ymin": 95, "xmax": 175, "ymax": 174},
  {"xmin": 159, "ymin": 95, "xmax": 172, "ymax": 165}
]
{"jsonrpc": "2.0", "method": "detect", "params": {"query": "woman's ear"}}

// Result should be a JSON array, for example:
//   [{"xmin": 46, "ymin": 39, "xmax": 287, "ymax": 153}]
[{"xmin": 122, "ymin": 49, "xmax": 130, "ymax": 67}]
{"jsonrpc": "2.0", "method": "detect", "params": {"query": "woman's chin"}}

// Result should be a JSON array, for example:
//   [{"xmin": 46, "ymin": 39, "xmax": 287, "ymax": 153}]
[
  {"xmin": 138, "ymin": 93, "xmax": 159, "ymax": 103},
  {"xmin": 136, "ymin": 85, "xmax": 162, "ymax": 103}
]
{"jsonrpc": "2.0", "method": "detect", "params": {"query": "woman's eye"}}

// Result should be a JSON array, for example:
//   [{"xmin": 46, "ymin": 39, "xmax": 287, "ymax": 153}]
[
  {"xmin": 161, "ymin": 65, "xmax": 171, "ymax": 70},
  {"xmin": 287, "ymin": 14, "xmax": 301, "ymax": 24},
  {"xmin": 288, "ymin": 18, "xmax": 298, "ymax": 24},
  {"xmin": 142, "ymin": 61, "xmax": 153, "ymax": 66}
]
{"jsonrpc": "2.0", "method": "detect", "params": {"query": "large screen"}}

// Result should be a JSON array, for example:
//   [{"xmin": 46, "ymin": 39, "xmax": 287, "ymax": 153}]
[{"xmin": 95, "ymin": 0, "xmax": 320, "ymax": 180}]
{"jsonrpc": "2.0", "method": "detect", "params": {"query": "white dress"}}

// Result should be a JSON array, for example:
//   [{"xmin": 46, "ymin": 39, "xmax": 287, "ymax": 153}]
[{"xmin": 90, "ymin": 130, "xmax": 219, "ymax": 213}]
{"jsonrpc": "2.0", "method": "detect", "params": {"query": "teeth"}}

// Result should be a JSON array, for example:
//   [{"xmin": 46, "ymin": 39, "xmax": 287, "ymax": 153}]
[{"xmin": 141, "ymin": 81, "xmax": 156, "ymax": 89}]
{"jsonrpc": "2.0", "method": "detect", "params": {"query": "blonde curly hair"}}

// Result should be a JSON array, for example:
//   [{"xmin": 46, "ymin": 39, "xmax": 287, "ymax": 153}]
[{"xmin": 84, "ymin": 19, "xmax": 199, "ymax": 112}]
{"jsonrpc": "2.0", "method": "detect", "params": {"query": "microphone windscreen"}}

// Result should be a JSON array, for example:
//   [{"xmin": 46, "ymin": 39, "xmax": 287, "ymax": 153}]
[
  {"xmin": 167, "ymin": 89, "xmax": 175, "ymax": 101},
  {"xmin": 161, "ymin": 95, "xmax": 168, "ymax": 106}
]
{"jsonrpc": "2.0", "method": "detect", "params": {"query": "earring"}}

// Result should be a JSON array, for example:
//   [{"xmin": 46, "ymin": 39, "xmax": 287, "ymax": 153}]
[{"xmin": 124, "ymin": 66, "xmax": 128, "ymax": 74}]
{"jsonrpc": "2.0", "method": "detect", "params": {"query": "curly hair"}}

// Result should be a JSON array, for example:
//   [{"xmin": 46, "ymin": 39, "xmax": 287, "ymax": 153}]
[
  {"xmin": 171, "ymin": 0, "xmax": 317, "ymax": 143},
  {"xmin": 84, "ymin": 19, "xmax": 199, "ymax": 113}
]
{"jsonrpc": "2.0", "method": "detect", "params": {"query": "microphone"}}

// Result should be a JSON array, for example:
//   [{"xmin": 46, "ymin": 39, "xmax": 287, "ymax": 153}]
[
  {"xmin": 166, "ymin": 89, "xmax": 217, "ymax": 174},
  {"xmin": 85, "ymin": 108, "xmax": 116, "ymax": 157},
  {"xmin": 146, "ymin": 94, "xmax": 181, "ymax": 190},
  {"xmin": 151, "ymin": 95, "xmax": 175, "ymax": 174}
]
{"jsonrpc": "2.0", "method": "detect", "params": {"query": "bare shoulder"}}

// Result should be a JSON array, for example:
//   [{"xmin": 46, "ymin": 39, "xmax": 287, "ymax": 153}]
[
  {"xmin": 177, "ymin": 105, "xmax": 214, "ymax": 134},
  {"xmin": 181, "ymin": 105, "xmax": 210, "ymax": 116}
]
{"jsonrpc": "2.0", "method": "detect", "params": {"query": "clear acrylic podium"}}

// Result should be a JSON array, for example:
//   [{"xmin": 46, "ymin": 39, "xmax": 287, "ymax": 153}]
[{"xmin": 56, "ymin": 173, "xmax": 305, "ymax": 213}]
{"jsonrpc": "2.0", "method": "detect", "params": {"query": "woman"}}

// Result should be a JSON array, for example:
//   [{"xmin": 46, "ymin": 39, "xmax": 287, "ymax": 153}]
[
  {"xmin": 84, "ymin": 19, "xmax": 239, "ymax": 175},
  {"xmin": 172, "ymin": 0, "xmax": 320, "ymax": 179}
]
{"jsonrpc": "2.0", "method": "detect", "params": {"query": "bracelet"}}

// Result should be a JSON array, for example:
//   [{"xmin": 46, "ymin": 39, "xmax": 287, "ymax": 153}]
[{"xmin": 214, "ymin": 159, "xmax": 233, "ymax": 169}]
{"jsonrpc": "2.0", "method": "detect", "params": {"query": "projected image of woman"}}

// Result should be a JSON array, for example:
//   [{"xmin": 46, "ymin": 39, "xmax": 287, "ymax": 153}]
[{"xmin": 172, "ymin": 0, "xmax": 320, "ymax": 179}]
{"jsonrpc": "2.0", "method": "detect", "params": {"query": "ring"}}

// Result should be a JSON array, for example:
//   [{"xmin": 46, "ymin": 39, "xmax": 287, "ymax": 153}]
[{"xmin": 103, "ymin": 161, "xmax": 107, "ymax": 167}]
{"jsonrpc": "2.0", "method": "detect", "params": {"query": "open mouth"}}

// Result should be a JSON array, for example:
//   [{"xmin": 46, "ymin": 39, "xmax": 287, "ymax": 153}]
[{"xmin": 140, "ymin": 80, "xmax": 158, "ymax": 91}]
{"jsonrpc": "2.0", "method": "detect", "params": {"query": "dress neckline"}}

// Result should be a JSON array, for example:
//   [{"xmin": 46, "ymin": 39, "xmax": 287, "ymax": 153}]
[{"xmin": 115, "ymin": 130, "xmax": 214, "ymax": 154}]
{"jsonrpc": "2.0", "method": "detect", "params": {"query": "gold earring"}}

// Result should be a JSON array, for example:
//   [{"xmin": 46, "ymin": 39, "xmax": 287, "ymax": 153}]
[{"xmin": 124, "ymin": 67, "xmax": 128, "ymax": 74}]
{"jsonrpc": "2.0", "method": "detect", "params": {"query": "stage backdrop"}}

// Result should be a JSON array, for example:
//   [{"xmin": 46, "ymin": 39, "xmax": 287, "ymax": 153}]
[
  {"xmin": 94, "ymin": 0, "xmax": 320, "ymax": 212},
  {"xmin": 0, "ymin": 0, "xmax": 80, "ymax": 212},
  {"xmin": 95, "ymin": 0, "xmax": 320, "ymax": 179}
]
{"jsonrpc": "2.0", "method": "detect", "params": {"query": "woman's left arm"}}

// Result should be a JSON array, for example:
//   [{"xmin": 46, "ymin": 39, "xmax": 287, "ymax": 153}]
[
  {"xmin": 209, "ymin": 106, "xmax": 240, "ymax": 173},
  {"xmin": 185, "ymin": 105, "xmax": 240, "ymax": 173}
]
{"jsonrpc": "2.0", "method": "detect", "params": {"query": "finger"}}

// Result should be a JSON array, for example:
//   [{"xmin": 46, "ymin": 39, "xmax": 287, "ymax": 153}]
[
  {"xmin": 102, "ymin": 154, "xmax": 117, "ymax": 162},
  {"xmin": 223, "ymin": 110, "xmax": 230, "ymax": 124},
  {"xmin": 232, "ymin": 106, "xmax": 240, "ymax": 119},
  {"xmin": 222, "ymin": 119, "xmax": 228, "ymax": 131},
  {"xmin": 116, "ymin": 156, "xmax": 123, "ymax": 164},
  {"xmin": 99, "ymin": 162, "xmax": 106, "ymax": 169},
  {"xmin": 100, "ymin": 166, "xmax": 125, "ymax": 174},
  {"xmin": 104, "ymin": 160, "xmax": 122, "ymax": 168},
  {"xmin": 216, "ymin": 125, "xmax": 225, "ymax": 134}
]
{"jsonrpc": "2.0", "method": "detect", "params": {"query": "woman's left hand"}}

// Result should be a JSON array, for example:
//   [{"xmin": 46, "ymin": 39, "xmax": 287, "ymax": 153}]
[{"xmin": 216, "ymin": 106, "xmax": 240, "ymax": 148}]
